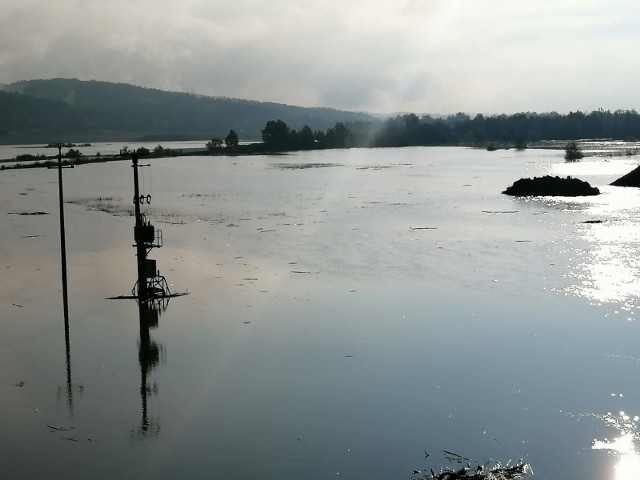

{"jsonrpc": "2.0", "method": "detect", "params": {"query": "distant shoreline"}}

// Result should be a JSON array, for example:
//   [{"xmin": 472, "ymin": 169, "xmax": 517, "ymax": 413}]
[{"xmin": 2, "ymin": 138, "xmax": 639, "ymax": 171}]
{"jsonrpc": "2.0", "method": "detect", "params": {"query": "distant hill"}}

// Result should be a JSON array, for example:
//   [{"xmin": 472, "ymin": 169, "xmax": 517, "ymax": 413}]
[{"xmin": 0, "ymin": 78, "xmax": 375, "ymax": 144}]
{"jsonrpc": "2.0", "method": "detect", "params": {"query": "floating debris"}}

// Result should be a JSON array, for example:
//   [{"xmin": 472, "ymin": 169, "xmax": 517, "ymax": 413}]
[
  {"xmin": 417, "ymin": 452, "xmax": 532, "ymax": 480},
  {"xmin": 410, "ymin": 226, "xmax": 438, "ymax": 230},
  {"xmin": 8, "ymin": 211, "xmax": 50, "ymax": 215},
  {"xmin": 443, "ymin": 450, "xmax": 470, "ymax": 462},
  {"xmin": 357, "ymin": 164, "xmax": 394, "ymax": 170},
  {"xmin": 271, "ymin": 162, "xmax": 341, "ymax": 170},
  {"xmin": 430, "ymin": 461, "xmax": 531, "ymax": 480},
  {"xmin": 47, "ymin": 425, "xmax": 75, "ymax": 432},
  {"xmin": 180, "ymin": 193, "xmax": 219, "ymax": 198}
]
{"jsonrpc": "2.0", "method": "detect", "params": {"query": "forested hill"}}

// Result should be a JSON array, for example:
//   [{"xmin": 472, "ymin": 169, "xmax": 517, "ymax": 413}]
[
  {"xmin": 3, "ymin": 78, "xmax": 640, "ymax": 147},
  {"xmin": 0, "ymin": 78, "xmax": 374, "ymax": 144}
]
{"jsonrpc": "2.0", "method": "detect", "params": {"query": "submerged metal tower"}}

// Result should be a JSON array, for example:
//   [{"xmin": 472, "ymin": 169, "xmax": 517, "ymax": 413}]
[{"xmin": 131, "ymin": 153, "xmax": 171, "ymax": 300}]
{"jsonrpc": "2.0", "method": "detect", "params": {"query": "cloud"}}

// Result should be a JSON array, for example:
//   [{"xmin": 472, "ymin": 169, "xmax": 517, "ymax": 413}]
[{"xmin": 1, "ymin": 0, "xmax": 640, "ymax": 113}]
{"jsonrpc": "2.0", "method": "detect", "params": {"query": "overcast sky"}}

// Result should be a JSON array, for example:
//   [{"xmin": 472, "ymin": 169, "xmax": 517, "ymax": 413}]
[{"xmin": 2, "ymin": 0, "xmax": 640, "ymax": 114}]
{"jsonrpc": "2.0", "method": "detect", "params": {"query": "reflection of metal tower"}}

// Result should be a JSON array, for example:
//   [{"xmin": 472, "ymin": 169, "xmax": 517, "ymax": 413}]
[
  {"xmin": 131, "ymin": 300, "xmax": 165, "ymax": 440},
  {"xmin": 130, "ymin": 154, "xmax": 171, "ymax": 300}
]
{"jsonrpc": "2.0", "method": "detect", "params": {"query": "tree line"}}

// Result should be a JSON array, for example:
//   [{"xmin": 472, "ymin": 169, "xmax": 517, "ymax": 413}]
[{"xmin": 213, "ymin": 109, "xmax": 640, "ymax": 152}]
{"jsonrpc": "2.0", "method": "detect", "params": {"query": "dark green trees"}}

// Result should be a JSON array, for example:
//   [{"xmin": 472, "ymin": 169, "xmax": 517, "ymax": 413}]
[
  {"xmin": 206, "ymin": 130, "xmax": 238, "ymax": 151},
  {"xmin": 262, "ymin": 120, "xmax": 291, "ymax": 150},
  {"xmin": 298, "ymin": 125, "xmax": 315, "ymax": 149},
  {"xmin": 225, "ymin": 130, "xmax": 239, "ymax": 147},
  {"xmin": 324, "ymin": 122, "xmax": 352, "ymax": 148},
  {"xmin": 64, "ymin": 148, "xmax": 83, "ymax": 159},
  {"xmin": 261, "ymin": 119, "xmax": 352, "ymax": 150},
  {"xmin": 206, "ymin": 138, "xmax": 223, "ymax": 151}
]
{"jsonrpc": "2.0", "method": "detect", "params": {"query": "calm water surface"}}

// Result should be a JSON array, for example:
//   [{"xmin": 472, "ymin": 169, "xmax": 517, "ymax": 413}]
[{"xmin": 2, "ymin": 146, "xmax": 640, "ymax": 479}]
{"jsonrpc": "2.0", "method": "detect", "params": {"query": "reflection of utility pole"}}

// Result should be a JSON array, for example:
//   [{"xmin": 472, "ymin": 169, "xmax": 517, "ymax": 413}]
[
  {"xmin": 55, "ymin": 317, "xmax": 77, "ymax": 419},
  {"xmin": 64, "ymin": 315, "xmax": 74, "ymax": 417}
]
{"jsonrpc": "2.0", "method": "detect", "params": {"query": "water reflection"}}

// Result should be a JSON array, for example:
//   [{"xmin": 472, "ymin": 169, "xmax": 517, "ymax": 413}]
[
  {"xmin": 131, "ymin": 299, "xmax": 167, "ymax": 440},
  {"xmin": 56, "ymin": 311, "xmax": 83, "ymax": 417},
  {"xmin": 592, "ymin": 411, "xmax": 640, "ymax": 480},
  {"xmin": 63, "ymin": 316, "xmax": 73, "ymax": 416},
  {"xmin": 566, "ymin": 218, "xmax": 640, "ymax": 311},
  {"xmin": 546, "ymin": 159, "xmax": 640, "ymax": 309}
]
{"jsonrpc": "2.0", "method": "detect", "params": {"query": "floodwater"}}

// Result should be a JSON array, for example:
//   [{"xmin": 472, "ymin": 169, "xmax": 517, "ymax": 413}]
[{"xmin": 2, "ymin": 146, "xmax": 640, "ymax": 479}]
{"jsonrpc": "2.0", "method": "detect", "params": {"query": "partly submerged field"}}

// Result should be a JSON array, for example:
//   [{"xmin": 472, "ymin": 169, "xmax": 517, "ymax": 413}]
[{"xmin": 2, "ymin": 145, "xmax": 640, "ymax": 479}]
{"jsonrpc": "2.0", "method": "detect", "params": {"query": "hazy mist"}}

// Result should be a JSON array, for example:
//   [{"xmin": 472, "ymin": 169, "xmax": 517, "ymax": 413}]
[{"xmin": 2, "ymin": 0, "xmax": 640, "ymax": 113}]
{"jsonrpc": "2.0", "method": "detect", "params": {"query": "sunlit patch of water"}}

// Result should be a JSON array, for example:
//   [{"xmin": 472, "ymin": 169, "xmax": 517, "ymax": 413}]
[
  {"xmin": 566, "ymin": 216, "xmax": 640, "ymax": 308},
  {"xmin": 540, "ymin": 157, "xmax": 640, "ymax": 309},
  {"xmin": 552, "ymin": 160, "xmax": 638, "ymax": 178},
  {"xmin": 538, "ymin": 139, "xmax": 640, "ymax": 159},
  {"xmin": 591, "ymin": 411, "xmax": 640, "ymax": 480}
]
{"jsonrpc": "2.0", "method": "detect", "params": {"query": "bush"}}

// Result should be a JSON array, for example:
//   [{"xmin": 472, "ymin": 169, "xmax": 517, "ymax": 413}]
[
  {"xmin": 15, "ymin": 153, "xmax": 47, "ymax": 161},
  {"xmin": 515, "ymin": 139, "xmax": 527, "ymax": 151},
  {"xmin": 65, "ymin": 148, "xmax": 83, "ymax": 159},
  {"xmin": 564, "ymin": 141, "xmax": 583, "ymax": 161}
]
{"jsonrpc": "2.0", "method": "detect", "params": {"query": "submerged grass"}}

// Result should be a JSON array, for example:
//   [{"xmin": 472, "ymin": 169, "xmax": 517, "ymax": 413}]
[
  {"xmin": 270, "ymin": 162, "xmax": 342, "ymax": 169},
  {"xmin": 412, "ymin": 451, "xmax": 532, "ymax": 480},
  {"xmin": 68, "ymin": 196, "xmax": 134, "ymax": 216}
]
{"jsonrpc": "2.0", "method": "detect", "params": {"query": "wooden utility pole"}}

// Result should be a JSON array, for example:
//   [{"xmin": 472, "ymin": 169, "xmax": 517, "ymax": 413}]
[
  {"xmin": 49, "ymin": 143, "xmax": 74, "ymax": 321},
  {"xmin": 49, "ymin": 143, "xmax": 75, "ymax": 416}
]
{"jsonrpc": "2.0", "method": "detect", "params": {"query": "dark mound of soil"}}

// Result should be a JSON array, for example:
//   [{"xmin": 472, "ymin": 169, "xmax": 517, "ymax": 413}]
[
  {"xmin": 611, "ymin": 165, "xmax": 640, "ymax": 187},
  {"xmin": 503, "ymin": 175, "xmax": 600, "ymax": 196}
]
